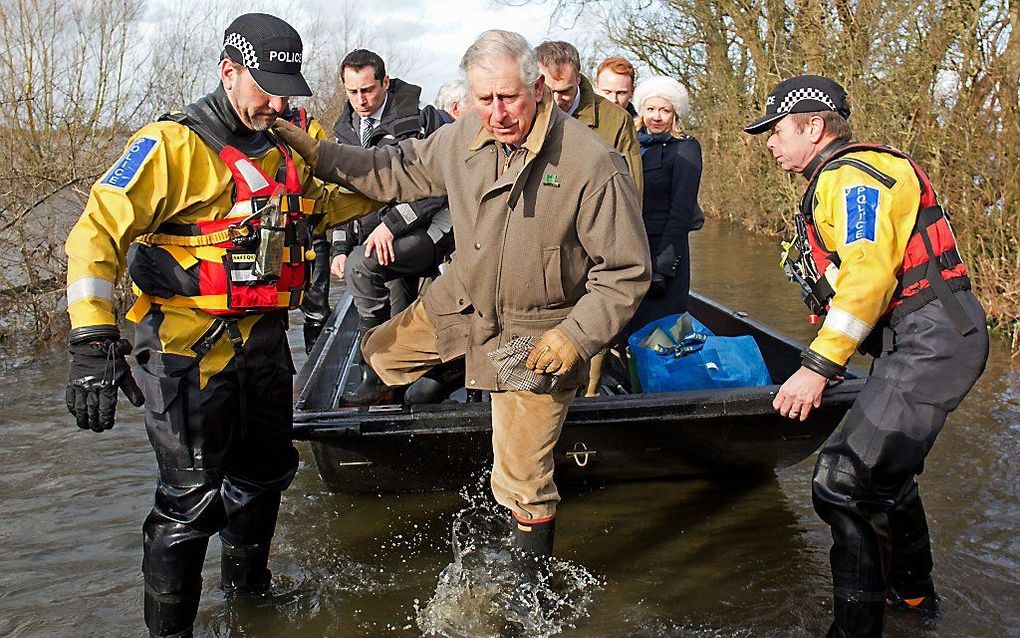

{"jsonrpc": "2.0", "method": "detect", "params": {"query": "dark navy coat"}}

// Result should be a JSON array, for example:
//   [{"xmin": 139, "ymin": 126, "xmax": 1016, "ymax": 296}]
[{"xmin": 628, "ymin": 130, "xmax": 703, "ymax": 334}]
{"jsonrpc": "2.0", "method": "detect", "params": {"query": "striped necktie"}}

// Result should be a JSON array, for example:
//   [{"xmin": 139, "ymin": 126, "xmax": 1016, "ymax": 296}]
[{"xmin": 361, "ymin": 116, "xmax": 375, "ymax": 147}]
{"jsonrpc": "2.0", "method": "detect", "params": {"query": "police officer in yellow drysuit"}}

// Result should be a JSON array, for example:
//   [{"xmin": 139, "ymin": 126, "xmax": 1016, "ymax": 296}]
[
  {"xmin": 63, "ymin": 14, "xmax": 377, "ymax": 638},
  {"xmin": 745, "ymin": 76, "xmax": 988, "ymax": 637}
]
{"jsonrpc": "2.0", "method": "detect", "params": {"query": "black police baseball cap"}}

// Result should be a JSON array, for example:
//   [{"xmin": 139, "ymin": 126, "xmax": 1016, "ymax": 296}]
[
  {"xmin": 744, "ymin": 75, "xmax": 850, "ymax": 134},
  {"xmin": 223, "ymin": 13, "xmax": 312, "ymax": 98}
]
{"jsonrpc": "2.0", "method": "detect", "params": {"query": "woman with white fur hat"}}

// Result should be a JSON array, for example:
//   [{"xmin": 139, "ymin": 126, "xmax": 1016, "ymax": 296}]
[{"xmin": 627, "ymin": 75, "xmax": 704, "ymax": 334}]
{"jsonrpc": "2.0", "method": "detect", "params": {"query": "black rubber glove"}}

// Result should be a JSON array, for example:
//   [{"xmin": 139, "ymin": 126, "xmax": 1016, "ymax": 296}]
[
  {"xmin": 65, "ymin": 338, "xmax": 145, "ymax": 432},
  {"xmin": 648, "ymin": 272, "xmax": 668, "ymax": 298}
]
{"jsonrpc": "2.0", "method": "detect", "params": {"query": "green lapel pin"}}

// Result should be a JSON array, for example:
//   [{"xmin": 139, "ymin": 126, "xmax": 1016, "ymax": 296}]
[{"xmin": 542, "ymin": 173, "xmax": 560, "ymax": 187}]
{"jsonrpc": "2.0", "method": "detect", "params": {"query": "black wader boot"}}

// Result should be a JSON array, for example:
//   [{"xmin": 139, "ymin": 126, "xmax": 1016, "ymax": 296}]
[
  {"xmin": 511, "ymin": 514, "xmax": 556, "ymax": 584},
  {"xmin": 342, "ymin": 363, "xmax": 399, "ymax": 406},
  {"xmin": 885, "ymin": 480, "xmax": 939, "ymax": 617},
  {"xmin": 302, "ymin": 318, "xmax": 327, "ymax": 354},
  {"xmin": 508, "ymin": 514, "xmax": 556, "ymax": 621},
  {"xmin": 220, "ymin": 491, "xmax": 281, "ymax": 596},
  {"xmin": 220, "ymin": 541, "xmax": 272, "ymax": 594},
  {"xmin": 144, "ymin": 589, "xmax": 199, "ymax": 638},
  {"xmin": 826, "ymin": 598, "xmax": 886, "ymax": 638},
  {"xmin": 142, "ymin": 517, "xmax": 208, "ymax": 638},
  {"xmin": 814, "ymin": 458, "xmax": 888, "ymax": 638},
  {"xmin": 301, "ymin": 233, "xmax": 332, "ymax": 354}
]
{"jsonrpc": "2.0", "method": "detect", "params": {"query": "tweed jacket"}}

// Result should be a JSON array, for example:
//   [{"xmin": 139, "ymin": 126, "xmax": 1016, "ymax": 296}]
[
  {"xmin": 314, "ymin": 90, "xmax": 650, "ymax": 390},
  {"xmin": 574, "ymin": 75, "xmax": 644, "ymax": 197}
]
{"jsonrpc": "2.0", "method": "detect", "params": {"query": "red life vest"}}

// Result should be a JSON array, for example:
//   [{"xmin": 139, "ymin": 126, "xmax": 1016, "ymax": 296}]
[
  {"xmin": 793, "ymin": 143, "xmax": 970, "ymax": 325},
  {"xmin": 128, "ymin": 131, "xmax": 316, "ymax": 319}
]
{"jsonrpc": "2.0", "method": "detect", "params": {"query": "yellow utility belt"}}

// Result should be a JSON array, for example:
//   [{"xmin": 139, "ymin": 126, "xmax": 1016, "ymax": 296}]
[
  {"xmin": 126, "ymin": 200, "xmax": 317, "ymax": 322},
  {"xmin": 127, "ymin": 290, "xmax": 299, "ymax": 322}
]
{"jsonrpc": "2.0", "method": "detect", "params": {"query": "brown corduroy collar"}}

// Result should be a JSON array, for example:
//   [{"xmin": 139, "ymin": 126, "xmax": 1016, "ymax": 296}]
[{"xmin": 469, "ymin": 87, "xmax": 556, "ymax": 160}]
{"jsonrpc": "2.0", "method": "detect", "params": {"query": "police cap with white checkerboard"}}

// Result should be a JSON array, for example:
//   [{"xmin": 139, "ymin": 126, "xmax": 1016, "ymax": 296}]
[
  {"xmin": 744, "ymin": 75, "xmax": 850, "ymax": 135},
  {"xmin": 223, "ymin": 13, "xmax": 311, "ymax": 98}
]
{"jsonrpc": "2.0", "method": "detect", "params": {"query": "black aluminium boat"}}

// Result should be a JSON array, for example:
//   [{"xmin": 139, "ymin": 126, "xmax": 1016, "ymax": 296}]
[{"xmin": 292, "ymin": 292, "xmax": 866, "ymax": 493}]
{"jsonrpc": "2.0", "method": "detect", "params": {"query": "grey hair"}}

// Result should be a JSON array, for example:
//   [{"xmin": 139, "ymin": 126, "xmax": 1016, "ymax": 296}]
[
  {"xmin": 435, "ymin": 80, "xmax": 468, "ymax": 112},
  {"xmin": 459, "ymin": 30, "xmax": 541, "ymax": 89}
]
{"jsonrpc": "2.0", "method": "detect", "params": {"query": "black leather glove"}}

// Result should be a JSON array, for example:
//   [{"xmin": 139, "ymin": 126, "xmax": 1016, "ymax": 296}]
[
  {"xmin": 65, "ymin": 338, "xmax": 145, "ymax": 432},
  {"xmin": 648, "ymin": 272, "xmax": 668, "ymax": 298}
]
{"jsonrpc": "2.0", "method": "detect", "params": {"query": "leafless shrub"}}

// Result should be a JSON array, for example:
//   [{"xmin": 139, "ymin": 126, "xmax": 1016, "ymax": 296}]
[
  {"xmin": 0, "ymin": 0, "xmax": 416, "ymax": 355},
  {"xmin": 0, "ymin": 0, "xmax": 147, "ymax": 347},
  {"xmin": 541, "ymin": 0, "xmax": 1019, "ymax": 349}
]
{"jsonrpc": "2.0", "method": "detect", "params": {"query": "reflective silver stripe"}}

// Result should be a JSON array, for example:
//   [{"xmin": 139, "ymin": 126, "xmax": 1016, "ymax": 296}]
[
  {"xmin": 234, "ymin": 158, "xmax": 270, "ymax": 193},
  {"xmin": 396, "ymin": 203, "xmax": 418, "ymax": 225},
  {"xmin": 823, "ymin": 307, "xmax": 873, "ymax": 343},
  {"xmin": 333, "ymin": 229, "xmax": 347, "ymax": 242},
  {"xmin": 230, "ymin": 270, "xmax": 257, "ymax": 283},
  {"xmin": 426, "ymin": 225, "xmax": 444, "ymax": 243},
  {"xmin": 426, "ymin": 208, "xmax": 453, "ymax": 244},
  {"xmin": 228, "ymin": 201, "xmax": 254, "ymax": 217},
  {"xmin": 67, "ymin": 277, "xmax": 115, "ymax": 306}
]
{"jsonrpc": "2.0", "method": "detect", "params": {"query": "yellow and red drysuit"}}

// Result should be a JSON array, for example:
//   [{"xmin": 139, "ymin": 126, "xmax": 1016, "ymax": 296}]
[
  {"xmin": 792, "ymin": 142, "xmax": 987, "ymax": 638},
  {"xmin": 793, "ymin": 142, "xmax": 971, "ymax": 368},
  {"xmin": 64, "ymin": 89, "xmax": 377, "ymax": 637},
  {"xmin": 66, "ymin": 111, "xmax": 374, "ymax": 385}
]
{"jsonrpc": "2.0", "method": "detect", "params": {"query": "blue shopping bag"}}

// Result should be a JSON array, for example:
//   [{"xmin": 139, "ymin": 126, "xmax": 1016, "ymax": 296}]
[{"xmin": 629, "ymin": 313, "xmax": 772, "ymax": 394}]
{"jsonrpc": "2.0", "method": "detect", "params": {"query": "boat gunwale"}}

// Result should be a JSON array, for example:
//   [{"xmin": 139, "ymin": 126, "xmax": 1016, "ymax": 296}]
[{"xmin": 293, "ymin": 290, "xmax": 866, "ymax": 441}]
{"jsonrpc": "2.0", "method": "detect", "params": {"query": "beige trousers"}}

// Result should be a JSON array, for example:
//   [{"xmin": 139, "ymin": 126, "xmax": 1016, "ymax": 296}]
[
  {"xmin": 363, "ymin": 299, "xmax": 574, "ymax": 519},
  {"xmin": 585, "ymin": 349, "xmax": 607, "ymax": 397}
]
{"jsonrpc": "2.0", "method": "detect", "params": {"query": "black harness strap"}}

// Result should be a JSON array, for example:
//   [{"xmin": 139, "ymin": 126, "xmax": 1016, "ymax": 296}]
[
  {"xmin": 898, "ymin": 249, "xmax": 963, "ymax": 291},
  {"xmin": 822, "ymin": 157, "xmax": 897, "ymax": 189},
  {"xmin": 224, "ymin": 321, "xmax": 249, "ymax": 438},
  {"xmin": 915, "ymin": 217, "xmax": 976, "ymax": 336},
  {"xmin": 179, "ymin": 318, "xmax": 251, "ymax": 439}
]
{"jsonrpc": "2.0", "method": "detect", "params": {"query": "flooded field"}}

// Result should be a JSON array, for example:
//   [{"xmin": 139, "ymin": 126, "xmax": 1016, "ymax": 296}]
[{"xmin": 1, "ymin": 221, "xmax": 1017, "ymax": 637}]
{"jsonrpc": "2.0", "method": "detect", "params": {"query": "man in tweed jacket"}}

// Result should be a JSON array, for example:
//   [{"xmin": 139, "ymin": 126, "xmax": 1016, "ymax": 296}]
[{"xmin": 274, "ymin": 29, "xmax": 649, "ymax": 557}]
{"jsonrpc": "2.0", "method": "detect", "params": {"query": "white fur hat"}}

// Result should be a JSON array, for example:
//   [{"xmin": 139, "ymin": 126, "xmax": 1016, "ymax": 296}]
[{"xmin": 633, "ymin": 76, "xmax": 690, "ymax": 120}]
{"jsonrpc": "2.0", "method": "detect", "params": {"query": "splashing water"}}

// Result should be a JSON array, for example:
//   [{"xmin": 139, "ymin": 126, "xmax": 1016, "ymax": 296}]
[{"xmin": 416, "ymin": 474, "xmax": 603, "ymax": 638}]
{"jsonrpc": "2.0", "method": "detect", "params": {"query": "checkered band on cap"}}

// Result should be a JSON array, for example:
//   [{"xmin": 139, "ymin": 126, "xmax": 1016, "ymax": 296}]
[
  {"xmin": 778, "ymin": 87, "xmax": 837, "ymax": 113},
  {"xmin": 225, "ymin": 32, "xmax": 259, "ymax": 69}
]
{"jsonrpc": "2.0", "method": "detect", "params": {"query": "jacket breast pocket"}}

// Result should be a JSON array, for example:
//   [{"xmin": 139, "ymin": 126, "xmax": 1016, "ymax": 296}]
[
  {"xmin": 543, "ymin": 246, "xmax": 566, "ymax": 307},
  {"xmin": 127, "ymin": 243, "xmax": 200, "ymax": 298}
]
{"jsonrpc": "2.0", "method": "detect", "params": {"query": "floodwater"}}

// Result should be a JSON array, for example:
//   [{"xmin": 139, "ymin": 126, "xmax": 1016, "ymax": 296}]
[{"xmin": 1, "ymin": 221, "xmax": 1017, "ymax": 637}]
